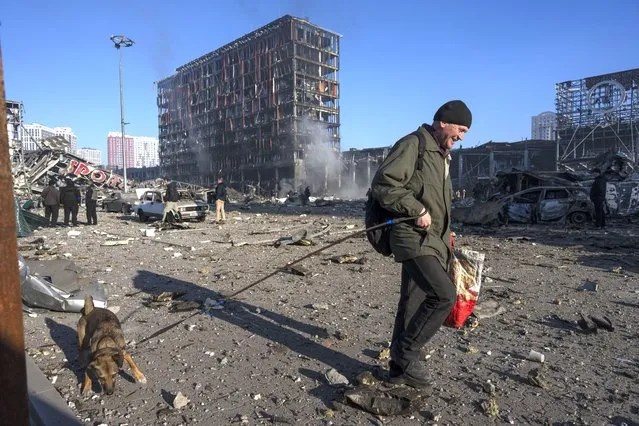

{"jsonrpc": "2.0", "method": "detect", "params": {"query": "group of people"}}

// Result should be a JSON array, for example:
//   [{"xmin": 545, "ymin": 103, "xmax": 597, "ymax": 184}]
[{"xmin": 40, "ymin": 177, "xmax": 99, "ymax": 227}]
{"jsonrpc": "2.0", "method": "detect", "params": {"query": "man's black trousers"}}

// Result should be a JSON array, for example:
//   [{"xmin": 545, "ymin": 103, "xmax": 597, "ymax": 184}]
[
  {"xmin": 391, "ymin": 255, "xmax": 456, "ymax": 368},
  {"xmin": 593, "ymin": 199, "xmax": 606, "ymax": 227},
  {"xmin": 44, "ymin": 204, "xmax": 59, "ymax": 226},
  {"xmin": 86, "ymin": 201, "xmax": 98, "ymax": 224},
  {"xmin": 63, "ymin": 203, "xmax": 79, "ymax": 225}
]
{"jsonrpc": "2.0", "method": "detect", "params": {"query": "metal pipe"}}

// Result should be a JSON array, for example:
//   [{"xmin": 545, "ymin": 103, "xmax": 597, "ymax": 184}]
[{"xmin": 0, "ymin": 45, "xmax": 29, "ymax": 425}]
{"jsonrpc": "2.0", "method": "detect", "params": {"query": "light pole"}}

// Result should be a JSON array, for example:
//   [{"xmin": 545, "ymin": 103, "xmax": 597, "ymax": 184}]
[{"xmin": 110, "ymin": 35, "xmax": 134, "ymax": 193}]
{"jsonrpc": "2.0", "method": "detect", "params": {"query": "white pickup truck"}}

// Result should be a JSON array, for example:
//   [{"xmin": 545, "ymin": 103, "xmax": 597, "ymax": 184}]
[{"xmin": 135, "ymin": 189, "xmax": 209, "ymax": 222}]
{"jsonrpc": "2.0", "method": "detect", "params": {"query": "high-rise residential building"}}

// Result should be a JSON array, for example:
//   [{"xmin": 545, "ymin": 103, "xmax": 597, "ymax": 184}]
[
  {"xmin": 77, "ymin": 148, "xmax": 102, "ymax": 165},
  {"xmin": 157, "ymin": 15, "xmax": 341, "ymax": 190},
  {"xmin": 531, "ymin": 112, "xmax": 557, "ymax": 140},
  {"xmin": 22, "ymin": 123, "xmax": 78, "ymax": 152},
  {"xmin": 107, "ymin": 132, "xmax": 158, "ymax": 169},
  {"xmin": 23, "ymin": 123, "xmax": 56, "ymax": 151},
  {"xmin": 54, "ymin": 127, "xmax": 78, "ymax": 153},
  {"xmin": 107, "ymin": 132, "xmax": 135, "ymax": 170},
  {"xmin": 133, "ymin": 136, "xmax": 159, "ymax": 168}
]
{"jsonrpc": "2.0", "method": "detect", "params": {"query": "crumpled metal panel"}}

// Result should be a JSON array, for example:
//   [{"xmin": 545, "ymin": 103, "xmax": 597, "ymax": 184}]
[
  {"xmin": 18, "ymin": 254, "xmax": 107, "ymax": 313},
  {"xmin": 539, "ymin": 199, "xmax": 568, "ymax": 221},
  {"xmin": 507, "ymin": 203, "xmax": 533, "ymax": 223}
]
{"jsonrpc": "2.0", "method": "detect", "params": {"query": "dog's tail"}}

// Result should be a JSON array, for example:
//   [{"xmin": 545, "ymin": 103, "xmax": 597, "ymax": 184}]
[{"xmin": 83, "ymin": 295, "xmax": 95, "ymax": 315}]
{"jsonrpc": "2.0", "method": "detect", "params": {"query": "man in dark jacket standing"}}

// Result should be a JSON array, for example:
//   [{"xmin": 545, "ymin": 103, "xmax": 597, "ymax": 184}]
[
  {"xmin": 590, "ymin": 168, "xmax": 607, "ymax": 228},
  {"xmin": 85, "ymin": 183, "xmax": 99, "ymax": 225},
  {"xmin": 41, "ymin": 179, "xmax": 60, "ymax": 226},
  {"xmin": 371, "ymin": 100, "xmax": 471, "ymax": 388},
  {"xmin": 60, "ymin": 178, "xmax": 81, "ymax": 226}
]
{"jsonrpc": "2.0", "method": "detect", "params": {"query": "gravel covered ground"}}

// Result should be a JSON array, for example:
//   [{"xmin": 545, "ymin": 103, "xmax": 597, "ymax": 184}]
[{"xmin": 19, "ymin": 201, "xmax": 639, "ymax": 425}]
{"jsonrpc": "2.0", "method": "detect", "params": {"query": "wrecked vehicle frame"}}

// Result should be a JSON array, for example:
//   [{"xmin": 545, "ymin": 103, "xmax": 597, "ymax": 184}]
[{"xmin": 491, "ymin": 186, "xmax": 595, "ymax": 225}]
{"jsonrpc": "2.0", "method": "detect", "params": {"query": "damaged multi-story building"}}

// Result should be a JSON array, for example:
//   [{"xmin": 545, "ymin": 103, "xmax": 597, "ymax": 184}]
[{"xmin": 157, "ymin": 15, "xmax": 341, "ymax": 194}]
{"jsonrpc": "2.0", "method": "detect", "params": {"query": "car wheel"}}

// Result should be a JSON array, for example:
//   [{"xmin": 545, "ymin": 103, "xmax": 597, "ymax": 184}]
[
  {"xmin": 138, "ymin": 209, "xmax": 148, "ymax": 222},
  {"xmin": 568, "ymin": 211, "xmax": 588, "ymax": 225}
]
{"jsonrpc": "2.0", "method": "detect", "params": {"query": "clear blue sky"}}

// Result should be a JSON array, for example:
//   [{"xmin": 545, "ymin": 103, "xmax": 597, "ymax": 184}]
[{"xmin": 2, "ymin": 0, "xmax": 638, "ymax": 158}]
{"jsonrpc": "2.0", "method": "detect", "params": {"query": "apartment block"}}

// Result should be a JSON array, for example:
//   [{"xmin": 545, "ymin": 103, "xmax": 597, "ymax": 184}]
[
  {"xmin": 77, "ymin": 147, "xmax": 102, "ymax": 165},
  {"xmin": 531, "ymin": 111, "xmax": 557, "ymax": 141},
  {"xmin": 107, "ymin": 132, "xmax": 158, "ymax": 169}
]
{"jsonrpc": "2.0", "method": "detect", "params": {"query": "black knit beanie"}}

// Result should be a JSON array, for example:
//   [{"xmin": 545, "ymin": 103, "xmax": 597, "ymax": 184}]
[{"xmin": 433, "ymin": 100, "xmax": 472, "ymax": 128}]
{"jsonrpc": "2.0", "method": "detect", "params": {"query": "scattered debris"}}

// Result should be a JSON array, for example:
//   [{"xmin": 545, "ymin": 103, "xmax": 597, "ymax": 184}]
[
  {"xmin": 527, "ymin": 350, "xmax": 545, "ymax": 363},
  {"xmin": 101, "ymin": 239, "xmax": 130, "ymax": 246},
  {"xmin": 146, "ymin": 292, "xmax": 185, "ymax": 308},
  {"xmin": 577, "ymin": 314, "xmax": 599, "ymax": 334},
  {"xmin": 377, "ymin": 348, "xmax": 391, "ymax": 361},
  {"xmin": 589, "ymin": 315, "xmax": 614, "ymax": 332},
  {"xmin": 473, "ymin": 299, "xmax": 507, "ymax": 319},
  {"xmin": 284, "ymin": 265, "xmax": 309, "ymax": 276},
  {"xmin": 310, "ymin": 303, "xmax": 329, "ymax": 311},
  {"xmin": 355, "ymin": 371, "xmax": 379, "ymax": 387},
  {"xmin": 579, "ymin": 281, "xmax": 599, "ymax": 292},
  {"xmin": 170, "ymin": 301, "xmax": 202, "ymax": 312},
  {"xmin": 343, "ymin": 386, "xmax": 424, "ymax": 416},
  {"xmin": 330, "ymin": 255, "xmax": 366, "ymax": 264},
  {"xmin": 482, "ymin": 380, "xmax": 496, "ymax": 395},
  {"xmin": 480, "ymin": 398, "xmax": 500, "ymax": 417},
  {"xmin": 171, "ymin": 392, "xmax": 190, "ymax": 409},
  {"xmin": 527, "ymin": 368, "xmax": 549, "ymax": 389},
  {"xmin": 325, "ymin": 368, "xmax": 349, "ymax": 385}
]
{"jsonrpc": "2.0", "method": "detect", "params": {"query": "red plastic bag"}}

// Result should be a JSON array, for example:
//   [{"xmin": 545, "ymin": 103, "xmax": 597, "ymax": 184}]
[{"xmin": 444, "ymin": 248, "xmax": 485, "ymax": 328}]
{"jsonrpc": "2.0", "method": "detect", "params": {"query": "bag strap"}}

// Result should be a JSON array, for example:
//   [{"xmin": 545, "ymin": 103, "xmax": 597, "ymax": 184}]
[
  {"xmin": 410, "ymin": 130, "xmax": 427, "ymax": 171},
  {"xmin": 369, "ymin": 129, "xmax": 427, "ymax": 201}
]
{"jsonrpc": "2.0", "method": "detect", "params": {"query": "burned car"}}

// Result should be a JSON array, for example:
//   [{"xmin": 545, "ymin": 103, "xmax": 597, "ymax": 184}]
[
  {"xmin": 135, "ymin": 189, "xmax": 209, "ymax": 222},
  {"xmin": 101, "ymin": 191, "xmax": 136, "ymax": 214},
  {"xmin": 495, "ymin": 186, "xmax": 594, "ymax": 225}
]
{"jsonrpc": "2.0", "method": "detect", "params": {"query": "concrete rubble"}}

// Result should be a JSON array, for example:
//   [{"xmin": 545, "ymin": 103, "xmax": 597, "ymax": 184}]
[{"xmin": 17, "ymin": 197, "xmax": 639, "ymax": 425}]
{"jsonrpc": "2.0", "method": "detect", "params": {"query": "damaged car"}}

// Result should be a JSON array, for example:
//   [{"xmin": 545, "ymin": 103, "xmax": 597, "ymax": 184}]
[
  {"xmin": 495, "ymin": 186, "xmax": 594, "ymax": 225},
  {"xmin": 101, "ymin": 191, "xmax": 137, "ymax": 214},
  {"xmin": 135, "ymin": 189, "xmax": 209, "ymax": 222}
]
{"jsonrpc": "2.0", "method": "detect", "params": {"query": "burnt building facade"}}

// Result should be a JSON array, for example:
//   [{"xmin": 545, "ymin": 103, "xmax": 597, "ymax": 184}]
[
  {"xmin": 157, "ymin": 15, "xmax": 341, "ymax": 193},
  {"xmin": 450, "ymin": 139, "xmax": 559, "ymax": 190}
]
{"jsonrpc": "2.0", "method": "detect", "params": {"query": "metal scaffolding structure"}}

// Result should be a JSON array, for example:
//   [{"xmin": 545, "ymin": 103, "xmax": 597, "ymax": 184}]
[
  {"xmin": 556, "ymin": 68, "xmax": 639, "ymax": 166},
  {"xmin": 157, "ymin": 15, "xmax": 341, "ymax": 193}
]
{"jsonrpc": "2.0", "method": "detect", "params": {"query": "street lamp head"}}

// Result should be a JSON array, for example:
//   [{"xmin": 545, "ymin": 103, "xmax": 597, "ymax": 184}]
[{"xmin": 110, "ymin": 35, "xmax": 135, "ymax": 49}]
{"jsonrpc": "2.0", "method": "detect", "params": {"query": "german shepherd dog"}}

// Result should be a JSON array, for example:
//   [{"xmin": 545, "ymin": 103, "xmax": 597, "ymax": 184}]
[{"xmin": 77, "ymin": 296, "xmax": 146, "ymax": 394}]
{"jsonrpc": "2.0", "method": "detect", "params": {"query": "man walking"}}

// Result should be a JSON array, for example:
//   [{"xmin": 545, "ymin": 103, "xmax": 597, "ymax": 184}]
[
  {"xmin": 370, "ymin": 100, "xmax": 472, "ymax": 388},
  {"xmin": 41, "ymin": 179, "xmax": 60, "ymax": 226},
  {"xmin": 590, "ymin": 168, "xmax": 607, "ymax": 228},
  {"xmin": 214, "ymin": 177, "xmax": 227, "ymax": 223},
  {"xmin": 85, "ymin": 183, "xmax": 99, "ymax": 225}
]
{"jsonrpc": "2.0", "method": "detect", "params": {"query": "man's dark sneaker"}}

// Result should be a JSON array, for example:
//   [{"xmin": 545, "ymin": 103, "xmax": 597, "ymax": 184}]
[
  {"xmin": 387, "ymin": 360, "xmax": 433, "ymax": 389},
  {"xmin": 388, "ymin": 359, "xmax": 403, "ymax": 379}
]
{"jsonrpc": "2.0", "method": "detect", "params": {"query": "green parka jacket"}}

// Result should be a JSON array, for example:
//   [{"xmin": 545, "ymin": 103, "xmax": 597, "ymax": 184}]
[{"xmin": 371, "ymin": 124, "xmax": 452, "ymax": 269}]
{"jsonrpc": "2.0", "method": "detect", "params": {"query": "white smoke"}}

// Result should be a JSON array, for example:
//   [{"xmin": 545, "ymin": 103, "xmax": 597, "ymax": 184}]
[{"xmin": 298, "ymin": 117, "xmax": 342, "ymax": 195}]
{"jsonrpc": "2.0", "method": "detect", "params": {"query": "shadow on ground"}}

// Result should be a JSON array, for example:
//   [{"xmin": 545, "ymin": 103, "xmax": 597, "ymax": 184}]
[{"xmin": 132, "ymin": 270, "xmax": 372, "ymax": 382}]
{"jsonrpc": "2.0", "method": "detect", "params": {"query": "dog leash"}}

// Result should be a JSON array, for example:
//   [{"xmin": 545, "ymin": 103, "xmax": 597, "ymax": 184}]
[{"xmin": 136, "ymin": 216, "xmax": 421, "ymax": 345}]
